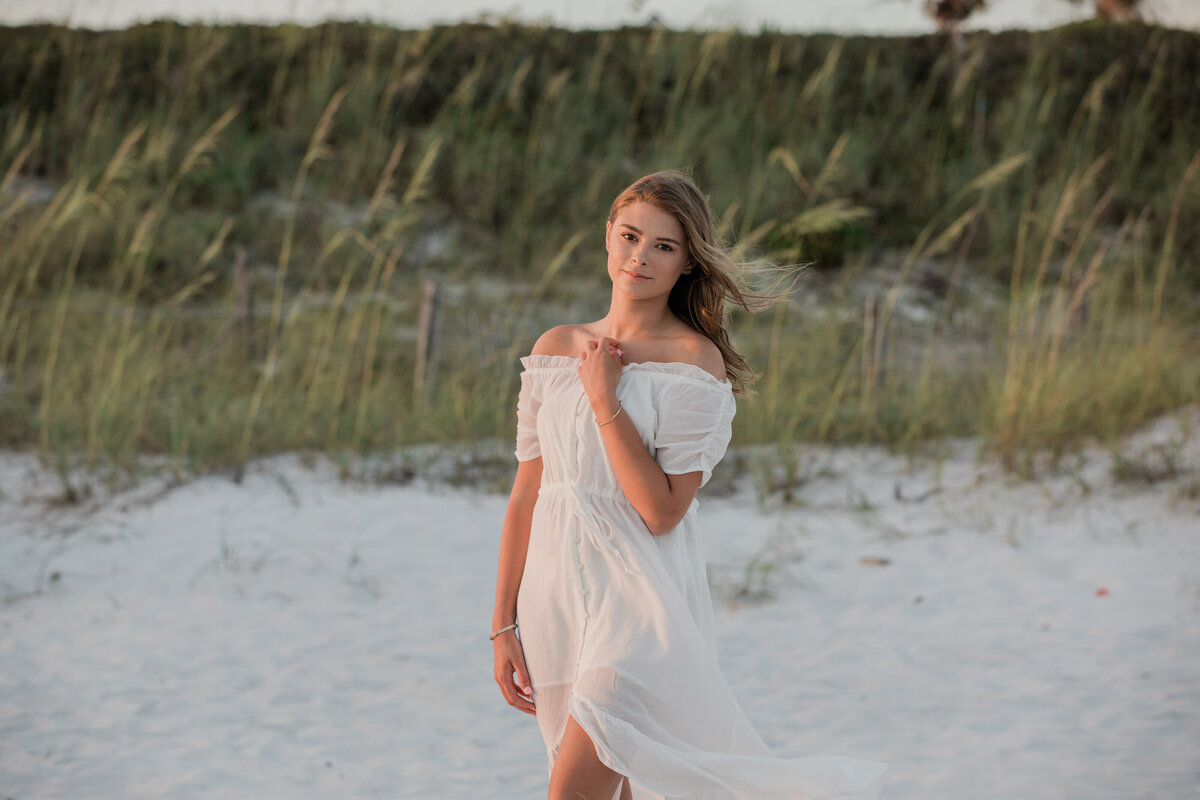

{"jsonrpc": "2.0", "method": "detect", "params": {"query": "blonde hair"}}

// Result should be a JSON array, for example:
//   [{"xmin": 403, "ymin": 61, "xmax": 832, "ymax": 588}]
[{"xmin": 607, "ymin": 171, "xmax": 773, "ymax": 395}]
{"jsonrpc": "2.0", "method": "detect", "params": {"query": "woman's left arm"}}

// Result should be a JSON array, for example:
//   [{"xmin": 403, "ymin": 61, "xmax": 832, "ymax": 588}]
[{"xmin": 578, "ymin": 337, "xmax": 703, "ymax": 536}]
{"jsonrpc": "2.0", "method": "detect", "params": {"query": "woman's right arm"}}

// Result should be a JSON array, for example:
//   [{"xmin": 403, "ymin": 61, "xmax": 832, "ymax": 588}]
[{"xmin": 492, "ymin": 456, "xmax": 542, "ymax": 716}]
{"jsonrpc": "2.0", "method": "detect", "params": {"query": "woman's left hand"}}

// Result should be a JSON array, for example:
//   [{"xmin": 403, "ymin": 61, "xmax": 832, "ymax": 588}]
[{"xmin": 578, "ymin": 337, "xmax": 624, "ymax": 418}]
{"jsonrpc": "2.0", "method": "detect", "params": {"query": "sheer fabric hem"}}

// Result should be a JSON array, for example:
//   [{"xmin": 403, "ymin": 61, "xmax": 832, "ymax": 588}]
[{"xmin": 566, "ymin": 694, "xmax": 887, "ymax": 800}]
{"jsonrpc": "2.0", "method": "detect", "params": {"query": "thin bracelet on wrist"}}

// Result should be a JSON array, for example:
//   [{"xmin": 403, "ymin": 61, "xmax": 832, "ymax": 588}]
[
  {"xmin": 490, "ymin": 622, "xmax": 518, "ymax": 640},
  {"xmin": 596, "ymin": 403, "xmax": 623, "ymax": 426}
]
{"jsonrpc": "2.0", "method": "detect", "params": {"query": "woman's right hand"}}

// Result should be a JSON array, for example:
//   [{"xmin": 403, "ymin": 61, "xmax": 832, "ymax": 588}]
[
  {"xmin": 578, "ymin": 337, "xmax": 624, "ymax": 417},
  {"xmin": 493, "ymin": 631, "xmax": 536, "ymax": 715}
]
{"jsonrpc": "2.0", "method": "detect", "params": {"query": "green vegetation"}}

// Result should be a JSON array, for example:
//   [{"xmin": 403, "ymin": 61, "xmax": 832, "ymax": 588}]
[{"xmin": 0, "ymin": 21, "xmax": 1197, "ymax": 486}]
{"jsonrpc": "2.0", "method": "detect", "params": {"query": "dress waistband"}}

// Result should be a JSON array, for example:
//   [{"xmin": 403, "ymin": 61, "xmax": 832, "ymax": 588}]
[{"xmin": 538, "ymin": 482, "xmax": 640, "ymax": 575}]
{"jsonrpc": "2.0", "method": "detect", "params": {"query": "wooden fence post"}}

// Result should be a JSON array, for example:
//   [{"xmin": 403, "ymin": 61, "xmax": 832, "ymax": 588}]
[
  {"xmin": 862, "ymin": 294, "xmax": 877, "ymax": 401},
  {"xmin": 414, "ymin": 279, "xmax": 441, "ymax": 406},
  {"xmin": 861, "ymin": 292, "xmax": 890, "ymax": 403}
]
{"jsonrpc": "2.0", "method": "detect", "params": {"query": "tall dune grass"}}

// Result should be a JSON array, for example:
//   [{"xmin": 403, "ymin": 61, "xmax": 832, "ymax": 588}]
[{"xmin": 0, "ymin": 21, "xmax": 1196, "ymax": 487}]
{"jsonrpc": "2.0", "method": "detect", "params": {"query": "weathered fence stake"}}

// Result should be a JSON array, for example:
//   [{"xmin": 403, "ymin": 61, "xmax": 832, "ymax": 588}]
[
  {"xmin": 862, "ymin": 294, "xmax": 877, "ymax": 401},
  {"xmin": 414, "ymin": 279, "xmax": 441, "ymax": 406}
]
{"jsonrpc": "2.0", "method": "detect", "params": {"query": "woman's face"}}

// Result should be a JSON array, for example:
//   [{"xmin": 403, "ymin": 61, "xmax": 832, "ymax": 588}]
[{"xmin": 605, "ymin": 201, "xmax": 691, "ymax": 301}]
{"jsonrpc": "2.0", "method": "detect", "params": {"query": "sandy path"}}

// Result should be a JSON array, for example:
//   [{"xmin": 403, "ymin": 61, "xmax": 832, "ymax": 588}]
[{"xmin": 1, "ymin": 417, "xmax": 1197, "ymax": 798}]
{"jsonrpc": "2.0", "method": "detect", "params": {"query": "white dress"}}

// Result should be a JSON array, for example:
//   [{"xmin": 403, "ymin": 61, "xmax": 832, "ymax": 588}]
[{"xmin": 513, "ymin": 354, "xmax": 887, "ymax": 800}]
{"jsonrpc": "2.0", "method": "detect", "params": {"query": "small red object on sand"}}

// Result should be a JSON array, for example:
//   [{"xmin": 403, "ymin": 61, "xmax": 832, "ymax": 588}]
[{"xmin": 1096, "ymin": 587, "xmax": 1109, "ymax": 597}]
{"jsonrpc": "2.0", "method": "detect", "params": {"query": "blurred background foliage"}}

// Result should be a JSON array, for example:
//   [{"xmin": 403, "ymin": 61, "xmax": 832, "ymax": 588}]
[{"xmin": 0, "ymin": 21, "xmax": 1197, "ymax": 485}]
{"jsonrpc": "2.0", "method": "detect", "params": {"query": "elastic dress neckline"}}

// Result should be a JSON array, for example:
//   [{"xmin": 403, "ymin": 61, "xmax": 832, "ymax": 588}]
[{"xmin": 518, "ymin": 353, "xmax": 731, "ymax": 390}]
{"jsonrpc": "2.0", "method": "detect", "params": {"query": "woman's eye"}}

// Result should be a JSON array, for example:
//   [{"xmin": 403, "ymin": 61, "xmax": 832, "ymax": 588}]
[
  {"xmin": 622, "ymin": 233, "xmax": 636, "ymax": 242},
  {"xmin": 657, "ymin": 244, "xmax": 674, "ymax": 252}
]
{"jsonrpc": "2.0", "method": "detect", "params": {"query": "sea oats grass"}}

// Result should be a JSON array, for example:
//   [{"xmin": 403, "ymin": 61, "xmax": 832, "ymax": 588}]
[{"xmin": 0, "ymin": 21, "xmax": 1196, "ymax": 488}]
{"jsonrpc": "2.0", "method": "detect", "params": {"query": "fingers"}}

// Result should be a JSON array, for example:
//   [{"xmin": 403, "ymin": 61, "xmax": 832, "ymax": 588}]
[
  {"xmin": 581, "ymin": 339, "xmax": 622, "ymax": 358},
  {"xmin": 583, "ymin": 338, "xmax": 622, "ymax": 352},
  {"xmin": 495, "ymin": 666, "xmax": 536, "ymax": 715},
  {"xmin": 494, "ymin": 647, "xmax": 536, "ymax": 715},
  {"xmin": 510, "ymin": 648, "xmax": 535, "ymax": 713},
  {"xmin": 509, "ymin": 677, "xmax": 537, "ymax": 715},
  {"xmin": 512, "ymin": 651, "xmax": 533, "ymax": 700},
  {"xmin": 579, "ymin": 338, "xmax": 624, "ymax": 387}
]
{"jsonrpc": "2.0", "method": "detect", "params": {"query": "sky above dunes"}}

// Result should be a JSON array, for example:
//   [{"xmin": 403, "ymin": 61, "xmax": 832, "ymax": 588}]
[{"xmin": 3, "ymin": 0, "xmax": 1199, "ymax": 33}]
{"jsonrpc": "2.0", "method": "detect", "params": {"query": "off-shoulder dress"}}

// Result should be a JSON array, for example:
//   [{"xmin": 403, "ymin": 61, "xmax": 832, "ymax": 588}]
[{"xmin": 513, "ymin": 354, "xmax": 887, "ymax": 800}]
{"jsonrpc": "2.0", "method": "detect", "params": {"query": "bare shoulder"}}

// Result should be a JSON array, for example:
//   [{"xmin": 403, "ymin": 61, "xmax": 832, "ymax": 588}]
[
  {"xmin": 531, "ymin": 325, "xmax": 585, "ymax": 357},
  {"xmin": 673, "ymin": 333, "xmax": 727, "ymax": 383}
]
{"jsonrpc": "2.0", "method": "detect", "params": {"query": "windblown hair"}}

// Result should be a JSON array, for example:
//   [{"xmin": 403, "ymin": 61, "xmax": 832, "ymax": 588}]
[{"xmin": 607, "ymin": 171, "xmax": 776, "ymax": 396}]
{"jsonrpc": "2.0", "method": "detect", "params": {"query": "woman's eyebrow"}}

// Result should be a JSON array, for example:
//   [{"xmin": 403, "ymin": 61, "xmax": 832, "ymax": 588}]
[{"xmin": 620, "ymin": 223, "xmax": 682, "ymax": 247}]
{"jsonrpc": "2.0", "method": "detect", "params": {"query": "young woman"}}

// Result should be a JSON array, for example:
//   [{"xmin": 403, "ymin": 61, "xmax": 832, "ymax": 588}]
[{"xmin": 491, "ymin": 172, "xmax": 887, "ymax": 800}]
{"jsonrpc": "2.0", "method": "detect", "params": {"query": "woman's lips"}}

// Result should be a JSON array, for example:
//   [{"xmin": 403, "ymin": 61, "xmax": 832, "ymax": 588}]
[{"xmin": 624, "ymin": 270, "xmax": 650, "ymax": 280}]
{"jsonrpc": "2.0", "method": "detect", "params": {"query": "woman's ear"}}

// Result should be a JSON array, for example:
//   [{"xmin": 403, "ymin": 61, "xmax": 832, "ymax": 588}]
[{"xmin": 605, "ymin": 219, "xmax": 612, "ymax": 251}]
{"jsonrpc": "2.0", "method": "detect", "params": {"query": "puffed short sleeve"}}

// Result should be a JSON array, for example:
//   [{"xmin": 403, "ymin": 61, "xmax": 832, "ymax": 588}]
[
  {"xmin": 652, "ymin": 379, "xmax": 736, "ymax": 488},
  {"xmin": 514, "ymin": 362, "xmax": 544, "ymax": 462}
]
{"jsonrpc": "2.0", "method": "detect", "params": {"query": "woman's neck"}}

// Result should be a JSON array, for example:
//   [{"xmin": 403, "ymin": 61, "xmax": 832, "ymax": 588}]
[{"xmin": 600, "ymin": 292, "xmax": 679, "ymax": 341}]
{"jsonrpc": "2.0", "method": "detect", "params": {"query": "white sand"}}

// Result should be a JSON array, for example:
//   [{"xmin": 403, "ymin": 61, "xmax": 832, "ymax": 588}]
[{"xmin": 1, "ymin": 412, "xmax": 1198, "ymax": 799}]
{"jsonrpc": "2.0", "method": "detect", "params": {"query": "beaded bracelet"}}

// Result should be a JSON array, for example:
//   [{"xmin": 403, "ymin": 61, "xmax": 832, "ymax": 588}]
[{"xmin": 489, "ymin": 622, "xmax": 518, "ymax": 640}]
